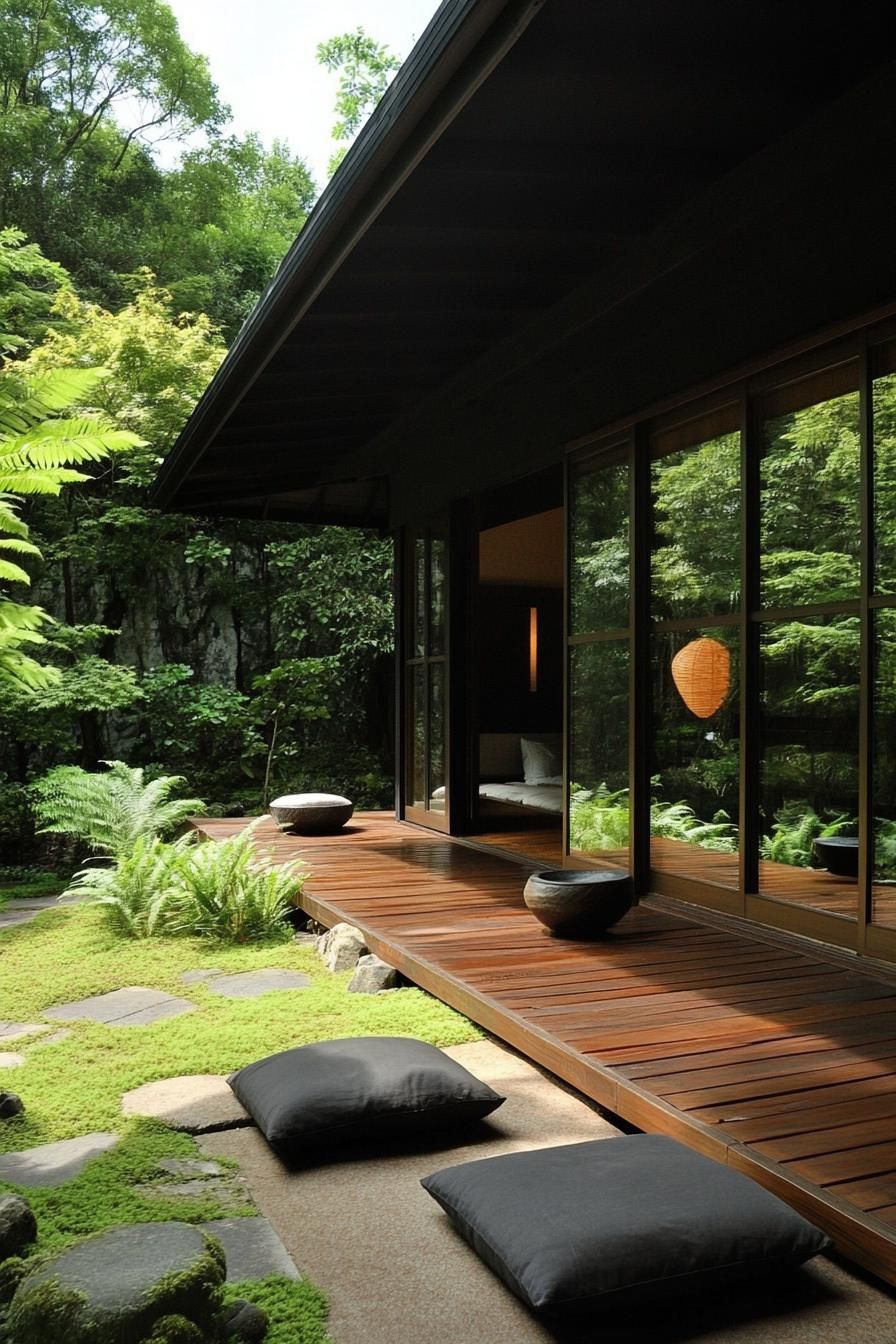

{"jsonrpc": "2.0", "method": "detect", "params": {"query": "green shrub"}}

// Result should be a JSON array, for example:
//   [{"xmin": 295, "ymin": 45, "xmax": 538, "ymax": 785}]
[
  {"xmin": 169, "ymin": 823, "xmax": 306, "ymax": 942},
  {"xmin": 569, "ymin": 783, "xmax": 738, "ymax": 854},
  {"xmin": 31, "ymin": 760, "xmax": 205, "ymax": 859}
]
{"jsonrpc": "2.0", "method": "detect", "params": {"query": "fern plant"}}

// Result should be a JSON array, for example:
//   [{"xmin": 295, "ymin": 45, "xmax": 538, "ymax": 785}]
[
  {"xmin": 169, "ymin": 822, "xmax": 306, "ymax": 942},
  {"xmin": 61, "ymin": 833, "xmax": 193, "ymax": 937},
  {"xmin": 760, "ymin": 802, "xmax": 854, "ymax": 868},
  {"xmin": 650, "ymin": 800, "xmax": 738, "ymax": 853},
  {"xmin": 0, "ymin": 364, "xmax": 142, "ymax": 690},
  {"xmin": 31, "ymin": 760, "xmax": 205, "ymax": 859}
]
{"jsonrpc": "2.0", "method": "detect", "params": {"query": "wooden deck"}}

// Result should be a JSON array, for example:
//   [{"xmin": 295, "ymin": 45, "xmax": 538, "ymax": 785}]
[{"xmin": 196, "ymin": 812, "xmax": 896, "ymax": 1285}]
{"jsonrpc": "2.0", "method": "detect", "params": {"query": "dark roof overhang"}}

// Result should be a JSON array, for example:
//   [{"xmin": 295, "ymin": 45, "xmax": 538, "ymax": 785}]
[{"xmin": 152, "ymin": 0, "xmax": 896, "ymax": 527}]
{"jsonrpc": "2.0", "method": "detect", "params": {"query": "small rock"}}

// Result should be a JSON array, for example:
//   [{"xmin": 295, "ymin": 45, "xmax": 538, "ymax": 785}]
[
  {"xmin": 347, "ymin": 954, "xmax": 400, "ymax": 994},
  {"xmin": 223, "ymin": 1299, "xmax": 268, "ymax": 1342},
  {"xmin": 0, "ymin": 1094, "xmax": 23, "ymax": 1120},
  {"xmin": 317, "ymin": 922, "xmax": 368, "ymax": 972},
  {"xmin": 148, "ymin": 1314, "xmax": 206, "ymax": 1343},
  {"xmin": 307, "ymin": 919, "xmax": 327, "ymax": 936},
  {"xmin": 0, "ymin": 1196, "xmax": 36, "ymax": 1260}
]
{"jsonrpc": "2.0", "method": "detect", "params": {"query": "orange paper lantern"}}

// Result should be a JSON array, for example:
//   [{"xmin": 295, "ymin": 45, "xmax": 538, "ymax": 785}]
[{"xmin": 671, "ymin": 637, "xmax": 730, "ymax": 719}]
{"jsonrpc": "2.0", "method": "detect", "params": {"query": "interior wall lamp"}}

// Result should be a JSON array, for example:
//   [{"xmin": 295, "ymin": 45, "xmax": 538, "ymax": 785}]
[{"xmin": 529, "ymin": 606, "xmax": 538, "ymax": 693}]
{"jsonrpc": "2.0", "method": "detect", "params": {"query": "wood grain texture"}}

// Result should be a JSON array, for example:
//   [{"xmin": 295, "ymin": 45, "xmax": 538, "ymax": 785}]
[{"xmin": 195, "ymin": 812, "xmax": 896, "ymax": 1285}]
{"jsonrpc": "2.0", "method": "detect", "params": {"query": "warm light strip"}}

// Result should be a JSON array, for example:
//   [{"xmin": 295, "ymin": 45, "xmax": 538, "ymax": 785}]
[{"xmin": 529, "ymin": 606, "xmax": 538, "ymax": 693}]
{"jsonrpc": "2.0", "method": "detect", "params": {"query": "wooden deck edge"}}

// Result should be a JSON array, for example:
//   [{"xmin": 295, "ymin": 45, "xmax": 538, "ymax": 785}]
[{"xmin": 300, "ymin": 884, "xmax": 896, "ymax": 1286}]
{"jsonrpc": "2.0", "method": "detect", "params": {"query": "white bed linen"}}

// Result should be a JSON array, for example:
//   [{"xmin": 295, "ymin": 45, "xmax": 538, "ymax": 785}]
[{"xmin": 478, "ymin": 781, "xmax": 563, "ymax": 814}]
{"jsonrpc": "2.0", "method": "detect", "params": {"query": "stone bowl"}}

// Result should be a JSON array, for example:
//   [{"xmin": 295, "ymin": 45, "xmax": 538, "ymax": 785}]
[
  {"xmin": 269, "ymin": 793, "xmax": 354, "ymax": 834},
  {"xmin": 523, "ymin": 869, "xmax": 633, "ymax": 938},
  {"xmin": 813, "ymin": 836, "xmax": 859, "ymax": 880}
]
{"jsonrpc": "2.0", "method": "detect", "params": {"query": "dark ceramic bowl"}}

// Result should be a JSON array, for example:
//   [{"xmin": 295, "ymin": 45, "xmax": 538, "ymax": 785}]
[
  {"xmin": 523, "ymin": 869, "xmax": 633, "ymax": 938},
  {"xmin": 813, "ymin": 836, "xmax": 859, "ymax": 880}
]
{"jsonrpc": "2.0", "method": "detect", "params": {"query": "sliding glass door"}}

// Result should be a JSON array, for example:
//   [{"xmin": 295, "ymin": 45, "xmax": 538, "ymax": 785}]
[
  {"xmin": 403, "ymin": 527, "xmax": 450, "ymax": 831},
  {"xmin": 565, "ymin": 325, "xmax": 896, "ymax": 962}
]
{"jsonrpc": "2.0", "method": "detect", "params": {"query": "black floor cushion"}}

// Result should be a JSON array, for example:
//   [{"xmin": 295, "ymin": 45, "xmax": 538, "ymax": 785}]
[
  {"xmin": 228, "ymin": 1036, "xmax": 504, "ymax": 1153},
  {"xmin": 421, "ymin": 1135, "xmax": 831, "ymax": 1314}
]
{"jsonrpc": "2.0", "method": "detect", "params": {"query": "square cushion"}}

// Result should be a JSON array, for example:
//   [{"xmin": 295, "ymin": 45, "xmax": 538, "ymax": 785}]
[
  {"xmin": 421, "ymin": 1135, "xmax": 830, "ymax": 1314},
  {"xmin": 228, "ymin": 1036, "xmax": 504, "ymax": 1153},
  {"xmin": 520, "ymin": 735, "xmax": 561, "ymax": 784}
]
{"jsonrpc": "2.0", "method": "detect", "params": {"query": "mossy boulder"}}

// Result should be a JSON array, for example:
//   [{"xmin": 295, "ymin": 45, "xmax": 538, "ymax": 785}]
[{"xmin": 7, "ymin": 1223, "xmax": 226, "ymax": 1343}]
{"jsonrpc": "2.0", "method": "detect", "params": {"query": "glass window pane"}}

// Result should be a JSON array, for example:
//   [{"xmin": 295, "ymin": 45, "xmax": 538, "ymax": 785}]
[
  {"xmin": 410, "ymin": 664, "xmax": 426, "ymax": 809},
  {"xmin": 428, "ymin": 661, "xmax": 446, "ymax": 812},
  {"xmin": 759, "ymin": 616, "xmax": 859, "ymax": 920},
  {"xmin": 570, "ymin": 451, "xmax": 629, "ymax": 633},
  {"xmin": 760, "ymin": 380, "xmax": 860, "ymax": 608},
  {"xmin": 873, "ymin": 608, "xmax": 896, "ymax": 928},
  {"xmin": 874, "ymin": 368, "xmax": 896, "ymax": 593},
  {"xmin": 569, "ymin": 640, "xmax": 629, "ymax": 866},
  {"xmin": 429, "ymin": 537, "xmax": 446, "ymax": 655},
  {"xmin": 413, "ymin": 537, "xmax": 426, "ymax": 656},
  {"xmin": 651, "ymin": 629, "xmax": 739, "ymax": 888},
  {"xmin": 651, "ymin": 428, "xmax": 741, "ymax": 620}
]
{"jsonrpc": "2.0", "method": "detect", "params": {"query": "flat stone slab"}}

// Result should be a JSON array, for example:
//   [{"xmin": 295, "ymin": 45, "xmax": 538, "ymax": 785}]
[
  {"xmin": 204, "ymin": 968, "xmax": 312, "ymax": 998},
  {"xmin": 0, "ymin": 1023, "xmax": 49, "ymax": 1042},
  {"xmin": 139, "ymin": 1175, "xmax": 249, "ymax": 1210},
  {"xmin": 180, "ymin": 968, "xmax": 225, "ymax": 983},
  {"xmin": 201, "ymin": 1216, "xmax": 299, "ymax": 1282},
  {"xmin": 158, "ymin": 1157, "xmax": 224, "ymax": 1177},
  {"xmin": 10, "ymin": 1221, "xmax": 223, "ymax": 1338},
  {"xmin": 0, "ymin": 897, "xmax": 60, "ymax": 930},
  {"xmin": 0, "ymin": 1052, "xmax": 24, "ymax": 1068},
  {"xmin": 45, "ymin": 986, "xmax": 195, "ymax": 1026},
  {"xmin": 0, "ymin": 1132, "xmax": 118, "ymax": 1187},
  {"xmin": 122, "ymin": 1075, "xmax": 252, "ymax": 1133}
]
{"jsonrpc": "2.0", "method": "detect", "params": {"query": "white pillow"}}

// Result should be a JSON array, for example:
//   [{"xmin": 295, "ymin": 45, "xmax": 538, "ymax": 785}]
[{"xmin": 520, "ymin": 736, "xmax": 562, "ymax": 784}]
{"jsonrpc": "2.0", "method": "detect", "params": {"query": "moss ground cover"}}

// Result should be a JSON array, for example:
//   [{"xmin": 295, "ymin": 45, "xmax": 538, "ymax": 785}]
[{"xmin": 0, "ymin": 885, "xmax": 481, "ymax": 1341}]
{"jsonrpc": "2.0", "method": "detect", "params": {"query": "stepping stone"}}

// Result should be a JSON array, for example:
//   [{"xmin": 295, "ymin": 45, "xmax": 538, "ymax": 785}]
[
  {"xmin": 0, "ymin": 1132, "xmax": 118, "ymax": 1187},
  {"xmin": 158, "ymin": 1157, "xmax": 224, "ymax": 1177},
  {"xmin": 31, "ymin": 1029, "xmax": 72, "ymax": 1047},
  {"xmin": 0, "ymin": 1053, "xmax": 24, "ymax": 1068},
  {"xmin": 204, "ymin": 968, "xmax": 312, "ymax": 998},
  {"xmin": 200, "ymin": 1216, "xmax": 299, "ymax": 1282},
  {"xmin": 45, "ymin": 986, "xmax": 195, "ymax": 1026},
  {"xmin": 8, "ymin": 1222, "xmax": 224, "ymax": 1340},
  {"xmin": 0, "ymin": 897, "xmax": 60, "ymax": 930},
  {"xmin": 181, "ymin": 968, "xmax": 225, "ymax": 983},
  {"xmin": 122, "ymin": 1075, "xmax": 252, "ymax": 1134},
  {"xmin": 0, "ymin": 1023, "xmax": 48, "ymax": 1042},
  {"xmin": 138, "ymin": 1175, "xmax": 249, "ymax": 1211}
]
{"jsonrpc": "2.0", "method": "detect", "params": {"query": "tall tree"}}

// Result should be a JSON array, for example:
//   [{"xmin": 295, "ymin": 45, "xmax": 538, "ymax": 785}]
[{"xmin": 317, "ymin": 28, "xmax": 401, "ymax": 175}]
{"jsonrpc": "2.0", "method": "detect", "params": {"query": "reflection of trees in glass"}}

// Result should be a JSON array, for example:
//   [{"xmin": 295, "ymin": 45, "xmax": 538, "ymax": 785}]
[
  {"xmin": 569, "ymin": 640, "xmax": 628, "ymax": 855},
  {"xmin": 760, "ymin": 618, "xmax": 859, "ymax": 870},
  {"xmin": 652, "ymin": 628, "xmax": 739, "ymax": 856},
  {"xmin": 570, "ymin": 461, "xmax": 629, "ymax": 632},
  {"xmin": 652, "ymin": 433, "xmax": 740, "ymax": 618},
  {"xmin": 874, "ymin": 609, "xmax": 896, "ymax": 883},
  {"xmin": 761, "ymin": 391, "xmax": 860, "ymax": 607},
  {"xmin": 875, "ymin": 374, "xmax": 896, "ymax": 592}
]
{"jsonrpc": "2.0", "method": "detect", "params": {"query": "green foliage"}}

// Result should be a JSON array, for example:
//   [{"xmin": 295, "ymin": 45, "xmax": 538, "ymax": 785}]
[
  {"xmin": 62, "ymin": 831, "xmax": 194, "ymax": 937},
  {"xmin": 224, "ymin": 1275, "xmax": 330, "ymax": 1344},
  {"xmin": 760, "ymin": 802, "xmax": 854, "ymax": 868},
  {"xmin": 167, "ymin": 823, "xmax": 305, "ymax": 942},
  {"xmin": 0, "ymin": 227, "xmax": 70, "ymax": 353},
  {"xmin": 31, "ymin": 760, "xmax": 204, "ymax": 858},
  {"xmin": 0, "ymin": 357, "xmax": 141, "ymax": 691},
  {"xmin": 569, "ymin": 783, "xmax": 738, "ymax": 855},
  {"xmin": 317, "ymin": 28, "xmax": 401, "ymax": 174}
]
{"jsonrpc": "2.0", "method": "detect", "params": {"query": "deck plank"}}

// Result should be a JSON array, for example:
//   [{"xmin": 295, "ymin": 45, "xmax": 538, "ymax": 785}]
[{"xmin": 194, "ymin": 812, "xmax": 896, "ymax": 1285}]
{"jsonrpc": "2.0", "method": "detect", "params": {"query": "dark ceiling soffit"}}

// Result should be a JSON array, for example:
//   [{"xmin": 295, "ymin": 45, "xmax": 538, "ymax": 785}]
[
  {"xmin": 339, "ymin": 58, "xmax": 896, "ymax": 484},
  {"xmin": 151, "ymin": 0, "xmax": 546, "ymax": 511}
]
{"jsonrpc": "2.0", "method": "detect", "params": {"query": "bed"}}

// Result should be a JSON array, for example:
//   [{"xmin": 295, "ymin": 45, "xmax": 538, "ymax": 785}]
[{"xmin": 477, "ymin": 733, "xmax": 563, "ymax": 816}]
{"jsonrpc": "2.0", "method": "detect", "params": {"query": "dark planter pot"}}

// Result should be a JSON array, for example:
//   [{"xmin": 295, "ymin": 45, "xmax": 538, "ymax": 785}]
[
  {"xmin": 523, "ymin": 869, "xmax": 633, "ymax": 938},
  {"xmin": 269, "ymin": 793, "xmax": 353, "ymax": 834},
  {"xmin": 813, "ymin": 836, "xmax": 859, "ymax": 880}
]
